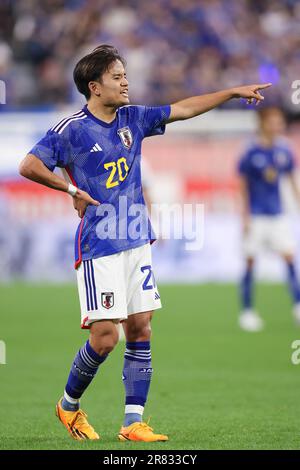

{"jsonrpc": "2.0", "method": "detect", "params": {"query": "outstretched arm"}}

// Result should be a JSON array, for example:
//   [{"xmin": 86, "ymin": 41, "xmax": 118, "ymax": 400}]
[{"xmin": 167, "ymin": 83, "xmax": 272, "ymax": 123}]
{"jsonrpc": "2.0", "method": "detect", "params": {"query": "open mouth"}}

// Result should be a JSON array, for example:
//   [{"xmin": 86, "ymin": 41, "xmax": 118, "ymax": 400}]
[{"xmin": 121, "ymin": 90, "xmax": 129, "ymax": 97}]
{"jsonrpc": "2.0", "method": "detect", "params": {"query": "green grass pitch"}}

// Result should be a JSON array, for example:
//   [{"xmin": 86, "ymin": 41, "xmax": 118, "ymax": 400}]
[{"xmin": 0, "ymin": 282, "xmax": 299, "ymax": 450}]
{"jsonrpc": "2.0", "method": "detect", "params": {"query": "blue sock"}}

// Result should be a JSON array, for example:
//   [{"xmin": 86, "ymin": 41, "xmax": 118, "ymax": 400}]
[
  {"xmin": 287, "ymin": 262, "xmax": 300, "ymax": 304},
  {"xmin": 123, "ymin": 341, "xmax": 152, "ymax": 427},
  {"xmin": 240, "ymin": 266, "xmax": 254, "ymax": 311},
  {"xmin": 61, "ymin": 340, "xmax": 108, "ymax": 411}
]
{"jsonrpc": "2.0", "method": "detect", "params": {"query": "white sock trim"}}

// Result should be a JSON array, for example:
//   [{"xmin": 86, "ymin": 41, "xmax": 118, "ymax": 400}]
[
  {"xmin": 125, "ymin": 405, "xmax": 144, "ymax": 415},
  {"xmin": 64, "ymin": 390, "xmax": 80, "ymax": 404}
]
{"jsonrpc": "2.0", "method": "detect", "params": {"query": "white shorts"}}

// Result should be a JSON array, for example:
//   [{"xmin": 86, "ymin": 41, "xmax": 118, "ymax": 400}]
[
  {"xmin": 77, "ymin": 243, "xmax": 162, "ymax": 329},
  {"xmin": 243, "ymin": 215, "xmax": 296, "ymax": 257}
]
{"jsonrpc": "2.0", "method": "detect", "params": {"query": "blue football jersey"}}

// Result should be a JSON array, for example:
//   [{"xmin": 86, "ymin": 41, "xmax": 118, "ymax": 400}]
[
  {"xmin": 237, "ymin": 139, "xmax": 295, "ymax": 215},
  {"xmin": 29, "ymin": 104, "xmax": 170, "ymax": 266}
]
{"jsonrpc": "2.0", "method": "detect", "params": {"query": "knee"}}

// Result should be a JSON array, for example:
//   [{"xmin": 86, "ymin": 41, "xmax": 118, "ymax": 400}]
[
  {"xmin": 246, "ymin": 258, "xmax": 254, "ymax": 271},
  {"xmin": 127, "ymin": 323, "xmax": 152, "ymax": 342},
  {"xmin": 92, "ymin": 339, "xmax": 116, "ymax": 356},
  {"xmin": 89, "ymin": 324, "xmax": 119, "ymax": 356}
]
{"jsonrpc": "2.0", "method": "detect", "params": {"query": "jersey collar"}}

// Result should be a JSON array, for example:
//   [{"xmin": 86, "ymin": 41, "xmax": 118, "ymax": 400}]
[{"xmin": 83, "ymin": 104, "xmax": 118, "ymax": 128}]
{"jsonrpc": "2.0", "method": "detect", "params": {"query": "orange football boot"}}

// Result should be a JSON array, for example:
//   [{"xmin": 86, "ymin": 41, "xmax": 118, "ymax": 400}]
[{"xmin": 55, "ymin": 398, "xmax": 99, "ymax": 440}]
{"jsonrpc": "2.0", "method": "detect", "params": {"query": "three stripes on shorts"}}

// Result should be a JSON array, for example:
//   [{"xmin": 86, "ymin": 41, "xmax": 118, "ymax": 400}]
[{"xmin": 83, "ymin": 260, "xmax": 98, "ymax": 311}]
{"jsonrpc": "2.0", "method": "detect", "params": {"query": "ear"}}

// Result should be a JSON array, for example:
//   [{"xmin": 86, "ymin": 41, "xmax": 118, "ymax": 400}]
[{"xmin": 88, "ymin": 81, "xmax": 101, "ymax": 97}]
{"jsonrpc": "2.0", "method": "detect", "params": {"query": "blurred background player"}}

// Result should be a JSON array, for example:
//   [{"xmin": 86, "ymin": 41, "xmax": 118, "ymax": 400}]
[{"xmin": 237, "ymin": 107, "xmax": 300, "ymax": 332}]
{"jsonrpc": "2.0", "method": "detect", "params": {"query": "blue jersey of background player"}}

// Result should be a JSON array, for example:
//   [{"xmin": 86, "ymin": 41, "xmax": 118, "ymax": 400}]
[
  {"xmin": 240, "ymin": 138, "xmax": 294, "ymax": 216},
  {"xmin": 237, "ymin": 107, "xmax": 300, "ymax": 332},
  {"xmin": 19, "ymin": 44, "xmax": 271, "ymax": 442}
]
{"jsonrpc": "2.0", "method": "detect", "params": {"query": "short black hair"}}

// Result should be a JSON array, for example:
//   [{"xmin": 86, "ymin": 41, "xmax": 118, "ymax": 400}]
[{"xmin": 73, "ymin": 45, "xmax": 126, "ymax": 100}]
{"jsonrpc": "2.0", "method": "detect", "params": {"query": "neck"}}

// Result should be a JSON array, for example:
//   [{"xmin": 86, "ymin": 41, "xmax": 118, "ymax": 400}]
[
  {"xmin": 259, "ymin": 133, "xmax": 275, "ymax": 148},
  {"xmin": 86, "ymin": 100, "xmax": 117, "ymax": 124}
]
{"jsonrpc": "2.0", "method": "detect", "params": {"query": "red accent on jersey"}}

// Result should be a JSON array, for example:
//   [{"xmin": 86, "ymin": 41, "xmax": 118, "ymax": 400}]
[
  {"xmin": 75, "ymin": 217, "xmax": 85, "ymax": 269},
  {"xmin": 65, "ymin": 166, "xmax": 77, "ymax": 186}
]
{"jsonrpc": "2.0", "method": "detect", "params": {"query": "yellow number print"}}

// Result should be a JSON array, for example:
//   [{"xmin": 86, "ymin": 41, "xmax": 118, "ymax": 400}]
[
  {"xmin": 104, "ymin": 162, "xmax": 118, "ymax": 188},
  {"xmin": 104, "ymin": 157, "xmax": 129, "ymax": 189},
  {"xmin": 117, "ymin": 157, "xmax": 129, "ymax": 182}
]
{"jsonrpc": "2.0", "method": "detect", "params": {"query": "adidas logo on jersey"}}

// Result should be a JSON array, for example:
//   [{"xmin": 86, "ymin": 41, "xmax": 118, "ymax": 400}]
[
  {"xmin": 90, "ymin": 143, "xmax": 102, "ymax": 152},
  {"xmin": 155, "ymin": 292, "xmax": 160, "ymax": 300}
]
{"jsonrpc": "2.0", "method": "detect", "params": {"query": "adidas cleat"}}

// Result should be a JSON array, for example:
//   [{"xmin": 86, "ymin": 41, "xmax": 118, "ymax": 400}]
[
  {"xmin": 55, "ymin": 398, "xmax": 100, "ymax": 440},
  {"xmin": 118, "ymin": 421, "xmax": 168, "ymax": 442}
]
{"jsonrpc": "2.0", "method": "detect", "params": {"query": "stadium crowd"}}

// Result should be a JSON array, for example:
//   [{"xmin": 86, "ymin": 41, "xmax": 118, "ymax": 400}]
[{"xmin": 0, "ymin": 0, "xmax": 299, "ymax": 110}]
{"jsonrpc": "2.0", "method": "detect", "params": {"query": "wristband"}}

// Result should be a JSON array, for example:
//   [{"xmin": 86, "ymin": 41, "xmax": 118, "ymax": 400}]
[{"xmin": 67, "ymin": 183, "xmax": 77, "ymax": 196}]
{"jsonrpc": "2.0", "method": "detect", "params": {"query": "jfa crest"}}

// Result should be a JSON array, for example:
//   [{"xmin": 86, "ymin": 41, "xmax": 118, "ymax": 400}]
[
  {"xmin": 101, "ymin": 292, "xmax": 114, "ymax": 309},
  {"xmin": 263, "ymin": 166, "xmax": 278, "ymax": 183},
  {"xmin": 118, "ymin": 127, "xmax": 133, "ymax": 149}
]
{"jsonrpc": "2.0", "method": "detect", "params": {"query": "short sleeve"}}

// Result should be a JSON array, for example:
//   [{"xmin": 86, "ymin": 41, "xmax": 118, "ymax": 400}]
[
  {"xmin": 28, "ymin": 130, "xmax": 71, "ymax": 171},
  {"xmin": 136, "ymin": 105, "xmax": 171, "ymax": 138}
]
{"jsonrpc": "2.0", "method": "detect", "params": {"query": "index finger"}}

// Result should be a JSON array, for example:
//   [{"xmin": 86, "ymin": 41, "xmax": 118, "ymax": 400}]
[{"xmin": 255, "ymin": 83, "xmax": 272, "ymax": 90}]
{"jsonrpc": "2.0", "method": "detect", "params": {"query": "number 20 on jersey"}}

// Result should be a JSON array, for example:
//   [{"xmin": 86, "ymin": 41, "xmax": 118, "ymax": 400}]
[{"xmin": 104, "ymin": 157, "xmax": 129, "ymax": 189}]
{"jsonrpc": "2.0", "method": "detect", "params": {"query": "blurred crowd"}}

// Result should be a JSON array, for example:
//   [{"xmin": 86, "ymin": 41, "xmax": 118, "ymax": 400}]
[{"xmin": 0, "ymin": 0, "xmax": 300, "ymax": 111}]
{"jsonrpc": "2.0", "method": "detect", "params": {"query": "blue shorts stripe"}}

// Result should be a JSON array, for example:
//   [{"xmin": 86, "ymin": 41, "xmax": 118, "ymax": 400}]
[
  {"xmin": 83, "ymin": 261, "xmax": 90, "ymax": 311},
  {"xmin": 86, "ymin": 260, "xmax": 94, "ymax": 310},
  {"xmin": 89, "ymin": 260, "xmax": 98, "ymax": 310}
]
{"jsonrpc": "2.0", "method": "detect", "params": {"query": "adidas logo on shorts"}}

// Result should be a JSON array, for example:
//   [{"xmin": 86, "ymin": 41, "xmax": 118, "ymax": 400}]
[{"xmin": 155, "ymin": 292, "xmax": 160, "ymax": 300}]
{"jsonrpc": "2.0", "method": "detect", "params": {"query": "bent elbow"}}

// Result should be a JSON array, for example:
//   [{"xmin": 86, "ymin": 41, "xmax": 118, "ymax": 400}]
[
  {"xmin": 19, "ymin": 160, "xmax": 28, "ymax": 178},
  {"xmin": 19, "ymin": 158, "xmax": 33, "ymax": 179}
]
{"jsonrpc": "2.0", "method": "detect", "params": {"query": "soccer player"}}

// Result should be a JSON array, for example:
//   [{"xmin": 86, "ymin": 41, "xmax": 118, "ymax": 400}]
[
  {"xmin": 238, "ymin": 106, "xmax": 300, "ymax": 332},
  {"xmin": 19, "ymin": 44, "xmax": 271, "ymax": 441}
]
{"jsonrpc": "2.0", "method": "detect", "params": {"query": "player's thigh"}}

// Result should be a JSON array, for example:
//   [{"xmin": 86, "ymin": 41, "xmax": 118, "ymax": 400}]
[
  {"xmin": 243, "ymin": 217, "xmax": 266, "ymax": 257},
  {"xmin": 76, "ymin": 253, "xmax": 127, "ymax": 329},
  {"xmin": 126, "ymin": 243, "xmax": 162, "ymax": 315}
]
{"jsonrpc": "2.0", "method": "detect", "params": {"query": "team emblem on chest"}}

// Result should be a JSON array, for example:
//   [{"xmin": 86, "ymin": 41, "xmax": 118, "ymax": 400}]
[
  {"xmin": 101, "ymin": 292, "xmax": 114, "ymax": 309},
  {"xmin": 118, "ymin": 126, "xmax": 133, "ymax": 149},
  {"xmin": 263, "ymin": 166, "xmax": 278, "ymax": 183}
]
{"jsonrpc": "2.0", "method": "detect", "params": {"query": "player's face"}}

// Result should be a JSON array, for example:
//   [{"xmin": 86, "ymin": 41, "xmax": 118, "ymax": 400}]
[
  {"xmin": 261, "ymin": 111, "xmax": 286, "ymax": 136},
  {"xmin": 99, "ymin": 60, "xmax": 129, "ymax": 108}
]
